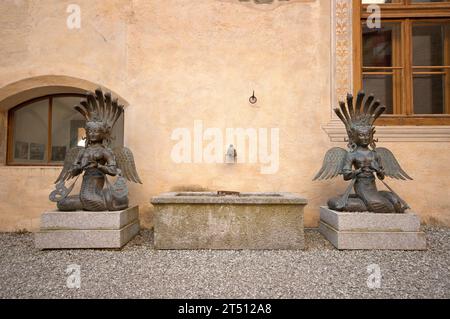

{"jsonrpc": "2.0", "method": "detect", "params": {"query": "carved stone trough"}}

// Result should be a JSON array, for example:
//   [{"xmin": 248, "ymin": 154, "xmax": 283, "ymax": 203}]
[{"xmin": 150, "ymin": 192, "xmax": 307, "ymax": 250}]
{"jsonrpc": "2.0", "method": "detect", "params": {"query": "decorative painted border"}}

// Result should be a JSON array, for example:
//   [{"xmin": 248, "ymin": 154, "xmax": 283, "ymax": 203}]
[
  {"xmin": 324, "ymin": 0, "xmax": 450, "ymax": 142},
  {"xmin": 332, "ymin": 0, "xmax": 353, "ymax": 108}
]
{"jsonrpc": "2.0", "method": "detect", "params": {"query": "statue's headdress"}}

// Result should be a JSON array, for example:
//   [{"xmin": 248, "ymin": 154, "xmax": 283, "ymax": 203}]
[
  {"xmin": 74, "ymin": 88, "xmax": 124, "ymax": 146},
  {"xmin": 334, "ymin": 90, "xmax": 386, "ymax": 149}
]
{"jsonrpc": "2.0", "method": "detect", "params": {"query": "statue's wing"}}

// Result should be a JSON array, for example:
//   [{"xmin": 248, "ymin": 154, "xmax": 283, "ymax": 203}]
[
  {"xmin": 313, "ymin": 147, "xmax": 347, "ymax": 181},
  {"xmin": 54, "ymin": 146, "xmax": 84, "ymax": 184},
  {"xmin": 375, "ymin": 147, "xmax": 412, "ymax": 180},
  {"xmin": 113, "ymin": 147, "xmax": 142, "ymax": 184}
]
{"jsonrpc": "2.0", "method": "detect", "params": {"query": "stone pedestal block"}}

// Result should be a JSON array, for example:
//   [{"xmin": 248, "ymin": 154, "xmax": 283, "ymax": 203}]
[
  {"xmin": 319, "ymin": 206, "xmax": 426, "ymax": 250},
  {"xmin": 151, "ymin": 192, "xmax": 307, "ymax": 250},
  {"xmin": 35, "ymin": 206, "xmax": 140, "ymax": 249}
]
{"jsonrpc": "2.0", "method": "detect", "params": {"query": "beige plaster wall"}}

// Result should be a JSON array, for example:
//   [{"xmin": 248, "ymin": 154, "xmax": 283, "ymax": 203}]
[{"xmin": 0, "ymin": 0, "xmax": 448, "ymax": 231}]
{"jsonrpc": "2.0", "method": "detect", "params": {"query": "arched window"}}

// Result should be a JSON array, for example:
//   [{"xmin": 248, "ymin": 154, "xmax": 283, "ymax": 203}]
[{"xmin": 7, "ymin": 94, "xmax": 124, "ymax": 165}]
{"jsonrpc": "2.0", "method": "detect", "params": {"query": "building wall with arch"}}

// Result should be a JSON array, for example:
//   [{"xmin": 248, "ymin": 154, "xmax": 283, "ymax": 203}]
[{"xmin": 0, "ymin": 0, "xmax": 449, "ymax": 231}]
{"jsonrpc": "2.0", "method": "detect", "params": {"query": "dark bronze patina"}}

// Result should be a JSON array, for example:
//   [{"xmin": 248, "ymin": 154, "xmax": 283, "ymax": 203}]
[
  {"xmin": 314, "ymin": 91, "xmax": 412, "ymax": 214},
  {"xmin": 49, "ymin": 88, "xmax": 142, "ymax": 211}
]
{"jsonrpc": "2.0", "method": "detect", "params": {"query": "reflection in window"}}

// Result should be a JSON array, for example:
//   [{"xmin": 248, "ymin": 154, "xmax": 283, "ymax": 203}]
[
  {"xmin": 413, "ymin": 24, "xmax": 444, "ymax": 66},
  {"xmin": 362, "ymin": 23, "xmax": 396, "ymax": 67},
  {"xmin": 413, "ymin": 75, "xmax": 445, "ymax": 114},
  {"xmin": 12, "ymin": 99, "xmax": 48, "ymax": 164},
  {"xmin": 363, "ymin": 75, "xmax": 394, "ymax": 114},
  {"xmin": 362, "ymin": 22, "xmax": 400, "ymax": 114},
  {"xmin": 412, "ymin": 22, "xmax": 450, "ymax": 114},
  {"xmin": 8, "ymin": 95, "xmax": 124, "ymax": 165}
]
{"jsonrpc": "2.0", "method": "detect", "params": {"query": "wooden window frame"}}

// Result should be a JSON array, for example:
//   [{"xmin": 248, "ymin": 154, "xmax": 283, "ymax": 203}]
[
  {"xmin": 6, "ymin": 93, "xmax": 85, "ymax": 166},
  {"xmin": 353, "ymin": 0, "xmax": 450, "ymax": 125}
]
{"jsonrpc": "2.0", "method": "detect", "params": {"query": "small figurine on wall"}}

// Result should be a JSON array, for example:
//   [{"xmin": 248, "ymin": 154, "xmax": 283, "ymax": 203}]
[
  {"xmin": 314, "ymin": 91, "xmax": 411, "ymax": 214},
  {"xmin": 49, "ymin": 88, "xmax": 142, "ymax": 211}
]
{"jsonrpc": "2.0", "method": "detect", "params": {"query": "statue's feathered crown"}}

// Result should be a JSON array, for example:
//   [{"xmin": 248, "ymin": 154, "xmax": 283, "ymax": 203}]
[
  {"xmin": 74, "ymin": 88, "xmax": 124, "ymax": 144},
  {"xmin": 334, "ymin": 91, "xmax": 386, "ymax": 147}
]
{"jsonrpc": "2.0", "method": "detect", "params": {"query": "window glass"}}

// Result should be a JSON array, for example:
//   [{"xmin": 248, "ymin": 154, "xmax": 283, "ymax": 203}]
[
  {"xmin": 413, "ymin": 75, "xmax": 445, "ymax": 114},
  {"xmin": 51, "ymin": 96, "xmax": 85, "ymax": 163},
  {"xmin": 9, "ymin": 94, "xmax": 125, "ymax": 165},
  {"xmin": 12, "ymin": 99, "xmax": 48, "ymax": 164},
  {"xmin": 363, "ymin": 75, "xmax": 394, "ymax": 114},
  {"xmin": 412, "ymin": 22, "xmax": 449, "ymax": 114},
  {"xmin": 413, "ymin": 24, "xmax": 445, "ymax": 66},
  {"xmin": 363, "ymin": 23, "xmax": 398, "ymax": 67}
]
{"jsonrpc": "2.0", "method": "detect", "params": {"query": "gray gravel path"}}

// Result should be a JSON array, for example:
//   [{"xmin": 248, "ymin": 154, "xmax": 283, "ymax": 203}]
[{"xmin": 0, "ymin": 227, "xmax": 448, "ymax": 299}]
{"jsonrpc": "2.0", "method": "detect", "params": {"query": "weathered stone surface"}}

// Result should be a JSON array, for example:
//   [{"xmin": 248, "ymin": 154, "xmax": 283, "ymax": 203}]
[
  {"xmin": 320, "ymin": 206, "xmax": 421, "ymax": 232},
  {"xmin": 35, "ymin": 220, "xmax": 140, "ymax": 249},
  {"xmin": 35, "ymin": 206, "xmax": 140, "ymax": 249},
  {"xmin": 151, "ymin": 192, "xmax": 307, "ymax": 250},
  {"xmin": 319, "ymin": 222, "xmax": 426, "ymax": 250},
  {"xmin": 152, "ymin": 192, "xmax": 308, "ymax": 205},
  {"xmin": 319, "ymin": 208, "xmax": 426, "ymax": 250}
]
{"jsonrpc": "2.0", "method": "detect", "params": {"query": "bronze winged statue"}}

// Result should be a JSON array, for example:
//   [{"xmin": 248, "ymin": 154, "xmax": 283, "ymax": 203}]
[
  {"xmin": 49, "ymin": 88, "xmax": 142, "ymax": 211},
  {"xmin": 314, "ymin": 91, "xmax": 411, "ymax": 214}
]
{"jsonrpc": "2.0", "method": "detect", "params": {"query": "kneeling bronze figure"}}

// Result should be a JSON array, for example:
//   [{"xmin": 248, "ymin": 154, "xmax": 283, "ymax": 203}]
[
  {"xmin": 49, "ymin": 88, "xmax": 142, "ymax": 211},
  {"xmin": 314, "ymin": 91, "xmax": 411, "ymax": 214}
]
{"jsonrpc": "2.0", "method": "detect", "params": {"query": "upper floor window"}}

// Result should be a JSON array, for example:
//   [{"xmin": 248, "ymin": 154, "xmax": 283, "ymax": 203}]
[
  {"xmin": 7, "ymin": 94, "xmax": 124, "ymax": 165},
  {"xmin": 355, "ymin": 0, "xmax": 450, "ymax": 125}
]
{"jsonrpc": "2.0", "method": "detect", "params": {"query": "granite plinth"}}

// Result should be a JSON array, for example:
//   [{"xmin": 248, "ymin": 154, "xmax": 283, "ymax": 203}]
[
  {"xmin": 35, "ymin": 206, "xmax": 140, "ymax": 249},
  {"xmin": 319, "ymin": 206, "xmax": 426, "ymax": 250}
]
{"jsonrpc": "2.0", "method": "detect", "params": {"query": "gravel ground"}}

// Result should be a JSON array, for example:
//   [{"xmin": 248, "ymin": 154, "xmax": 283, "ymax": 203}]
[{"xmin": 0, "ymin": 227, "xmax": 448, "ymax": 299}]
